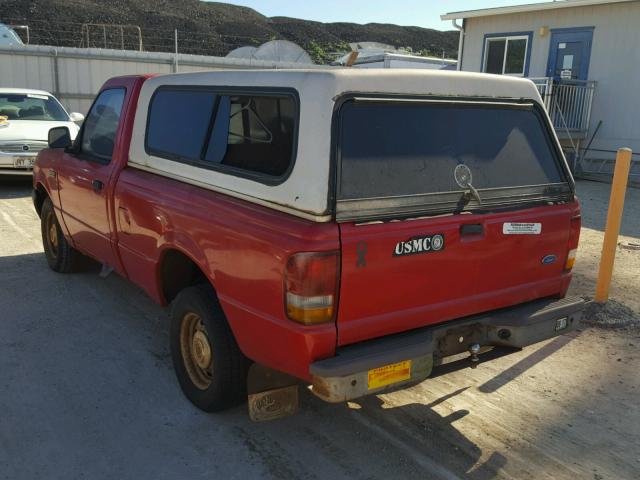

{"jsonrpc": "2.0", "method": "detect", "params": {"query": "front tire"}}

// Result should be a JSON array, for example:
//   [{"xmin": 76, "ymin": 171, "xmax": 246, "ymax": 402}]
[
  {"xmin": 40, "ymin": 197, "xmax": 79, "ymax": 273},
  {"xmin": 170, "ymin": 284, "xmax": 247, "ymax": 412}
]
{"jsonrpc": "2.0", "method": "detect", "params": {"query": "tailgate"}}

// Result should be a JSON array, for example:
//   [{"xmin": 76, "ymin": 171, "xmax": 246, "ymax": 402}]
[{"xmin": 337, "ymin": 204, "xmax": 573, "ymax": 345}]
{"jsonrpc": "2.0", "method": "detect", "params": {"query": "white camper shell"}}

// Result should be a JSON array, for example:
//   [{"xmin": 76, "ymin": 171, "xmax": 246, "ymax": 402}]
[{"xmin": 129, "ymin": 69, "xmax": 571, "ymax": 222}]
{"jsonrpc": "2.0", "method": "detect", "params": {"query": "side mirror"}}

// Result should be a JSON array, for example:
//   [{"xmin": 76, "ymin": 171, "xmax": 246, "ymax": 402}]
[
  {"xmin": 69, "ymin": 112, "xmax": 85, "ymax": 123},
  {"xmin": 48, "ymin": 126, "xmax": 72, "ymax": 149}
]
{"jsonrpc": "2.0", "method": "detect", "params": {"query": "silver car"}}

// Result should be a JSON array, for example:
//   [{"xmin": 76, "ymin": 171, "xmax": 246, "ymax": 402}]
[{"xmin": 0, "ymin": 88, "xmax": 84, "ymax": 175}]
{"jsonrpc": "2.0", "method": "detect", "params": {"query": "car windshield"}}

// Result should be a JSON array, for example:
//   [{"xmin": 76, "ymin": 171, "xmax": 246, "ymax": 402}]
[{"xmin": 0, "ymin": 93, "xmax": 69, "ymax": 121}]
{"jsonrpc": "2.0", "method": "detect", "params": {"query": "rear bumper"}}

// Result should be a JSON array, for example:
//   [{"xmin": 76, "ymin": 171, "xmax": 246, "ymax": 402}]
[
  {"xmin": 0, "ymin": 168, "xmax": 34, "ymax": 176},
  {"xmin": 309, "ymin": 296, "xmax": 584, "ymax": 402}
]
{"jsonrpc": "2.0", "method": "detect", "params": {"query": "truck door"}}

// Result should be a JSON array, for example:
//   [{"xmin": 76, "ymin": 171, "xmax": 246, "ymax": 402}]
[{"xmin": 56, "ymin": 88, "xmax": 126, "ymax": 269}]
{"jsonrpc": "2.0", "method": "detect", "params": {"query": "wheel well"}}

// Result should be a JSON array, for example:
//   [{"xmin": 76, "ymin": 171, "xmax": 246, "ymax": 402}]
[
  {"xmin": 34, "ymin": 183, "xmax": 48, "ymax": 216},
  {"xmin": 160, "ymin": 249, "xmax": 209, "ymax": 304}
]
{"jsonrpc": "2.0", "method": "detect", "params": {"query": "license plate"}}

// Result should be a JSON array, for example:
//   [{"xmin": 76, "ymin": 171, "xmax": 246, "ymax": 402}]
[
  {"xmin": 555, "ymin": 317, "xmax": 568, "ymax": 331},
  {"xmin": 367, "ymin": 360, "xmax": 412, "ymax": 390},
  {"xmin": 14, "ymin": 157, "xmax": 35, "ymax": 168}
]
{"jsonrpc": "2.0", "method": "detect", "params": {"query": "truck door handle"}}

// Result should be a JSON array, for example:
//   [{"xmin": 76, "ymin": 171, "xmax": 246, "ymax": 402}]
[
  {"xmin": 460, "ymin": 224, "xmax": 483, "ymax": 236},
  {"xmin": 92, "ymin": 179, "xmax": 104, "ymax": 193}
]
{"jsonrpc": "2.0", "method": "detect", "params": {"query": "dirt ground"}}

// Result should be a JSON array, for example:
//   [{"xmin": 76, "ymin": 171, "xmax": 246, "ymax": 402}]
[
  {"xmin": 568, "ymin": 180, "xmax": 640, "ymax": 316},
  {"xmin": 0, "ymin": 177, "xmax": 638, "ymax": 480}
]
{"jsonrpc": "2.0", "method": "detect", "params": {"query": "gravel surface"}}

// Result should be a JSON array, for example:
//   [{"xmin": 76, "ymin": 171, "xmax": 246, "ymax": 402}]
[
  {"xmin": 568, "ymin": 180, "xmax": 640, "ymax": 320},
  {"xmin": 582, "ymin": 300, "xmax": 640, "ymax": 329},
  {"xmin": 1, "ymin": 177, "xmax": 639, "ymax": 480}
]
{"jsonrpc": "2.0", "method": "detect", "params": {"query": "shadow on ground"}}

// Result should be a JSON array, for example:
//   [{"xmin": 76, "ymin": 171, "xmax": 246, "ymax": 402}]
[{"xmin": 0, "ymin": 175, "xmax": 33, "ymax": 201}]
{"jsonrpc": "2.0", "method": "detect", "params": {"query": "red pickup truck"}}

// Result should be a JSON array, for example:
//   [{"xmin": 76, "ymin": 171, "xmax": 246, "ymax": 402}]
[{"xmin": 33, "ymin": 70, "xmax": 583, "ymax": 419}]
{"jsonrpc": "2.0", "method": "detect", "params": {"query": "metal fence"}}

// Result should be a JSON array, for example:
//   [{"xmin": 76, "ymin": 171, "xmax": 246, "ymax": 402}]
[
  {"xmin": 577, "ymin": 150, "xmax": 640, "ymax": 184},
  {"xmin": 531, "ymin": 77, "xmax": 640, "ymax": 184},
  {"xmin": 530, "ymin": 77, "xmax": 597, "ymax": 134},
  {"xmin": 0, "ymin": 44, "xmax": 328, "ymax": 114}
]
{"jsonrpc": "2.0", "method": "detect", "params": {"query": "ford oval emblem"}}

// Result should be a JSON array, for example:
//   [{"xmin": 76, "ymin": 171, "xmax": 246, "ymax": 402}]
[{"xmin": 542, "ymin": 254, "xmax": 557, "ymax": 265}]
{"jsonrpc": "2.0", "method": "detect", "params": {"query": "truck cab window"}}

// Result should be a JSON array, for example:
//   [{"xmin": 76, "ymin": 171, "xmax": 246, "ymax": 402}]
[{"xmin": 81, "ymin": 88, "xmax": 125, "ymax": 162}]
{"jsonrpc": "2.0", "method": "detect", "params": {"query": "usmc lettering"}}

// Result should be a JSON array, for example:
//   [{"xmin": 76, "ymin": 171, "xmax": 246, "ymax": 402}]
[{"xmin": 393, "ymin": 234, "xmax": 444, "ymax": 257}]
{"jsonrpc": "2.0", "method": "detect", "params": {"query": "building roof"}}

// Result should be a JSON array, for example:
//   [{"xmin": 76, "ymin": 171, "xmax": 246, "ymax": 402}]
[
  {"xmin": 441, "ymin": 0, "xmax": 637, "ymax": 20},
  {"xmin": 335, "ymin": 51, "xmax": 457, "ymax": 66}
]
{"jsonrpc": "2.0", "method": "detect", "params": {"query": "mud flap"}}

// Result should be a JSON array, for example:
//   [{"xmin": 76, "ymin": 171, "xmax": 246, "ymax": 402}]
[
  {"xmin": 99, "ymin": 263, "xmax": 113, "ymax": 278},
  {"xmin": 247, "ymin": 363, "xmax": 299, "ymax": 422}
]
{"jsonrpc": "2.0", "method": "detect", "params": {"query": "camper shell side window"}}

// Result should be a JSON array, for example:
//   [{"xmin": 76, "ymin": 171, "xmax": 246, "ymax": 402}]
[{"xmin": 144, "ymin": 86, "xmax": 299, "ymax": 185}]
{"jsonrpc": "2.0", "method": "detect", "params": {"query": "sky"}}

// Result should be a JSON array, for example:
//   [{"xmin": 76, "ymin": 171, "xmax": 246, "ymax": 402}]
[{"xmin": 209, "ymin": 0, "xmax": 553, "ymax": 30}]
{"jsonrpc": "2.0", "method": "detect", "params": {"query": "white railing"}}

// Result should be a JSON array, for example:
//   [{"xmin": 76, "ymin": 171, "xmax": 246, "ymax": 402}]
[{"xmin": 530, "ymin": 77, "xmax": 596, "ymax": 133}]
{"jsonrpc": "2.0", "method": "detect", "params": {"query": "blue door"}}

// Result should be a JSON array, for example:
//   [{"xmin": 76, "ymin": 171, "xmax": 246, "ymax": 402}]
[{"xmin": 546, "ymin": 28, "xmax": 594, "ymax": 81}]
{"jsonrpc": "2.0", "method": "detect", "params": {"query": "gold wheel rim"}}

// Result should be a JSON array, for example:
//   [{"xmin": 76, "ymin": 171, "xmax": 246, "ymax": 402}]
[
  {"xmin": 46, "ymin": 211, "xmax": 59, "ymax": 257},
  {"xmin": 180, "ymin": 312, "xmax": 213, "ymax": 390}
]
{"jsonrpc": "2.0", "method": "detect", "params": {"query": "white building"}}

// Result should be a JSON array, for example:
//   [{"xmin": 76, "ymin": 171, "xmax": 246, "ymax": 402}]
[
  {"xmin": 442, "ymin": 0, "xmax": 640, "ymax": 181},
  {"xmin": 346, "ymin": 53, "xmax": 456, "ymax": 70},
  {"xmin": 334, "ymin": 42, "xmax": 457, "ymax": 70},
  {"xmin": 0, "ymin": 24, "xmax": 23, "ymax": 46}
]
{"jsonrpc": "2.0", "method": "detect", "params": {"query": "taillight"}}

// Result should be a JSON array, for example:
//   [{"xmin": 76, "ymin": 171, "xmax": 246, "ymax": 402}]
[
  {"xmin": 565, "ymin": 213, "xmax": 581, "ymax": 271},
  {"xmin": 284, "ymin": 251, "xmax": 339, "ymax": 325},
  {"xmin": 565, "ymin": 248, "xmax": 577, "ymax": 270}
]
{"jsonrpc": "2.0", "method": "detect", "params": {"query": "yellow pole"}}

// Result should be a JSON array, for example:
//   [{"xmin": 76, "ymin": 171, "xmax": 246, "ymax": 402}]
[{"xmin": 594, "ymin": 147, "xmax": 633, "ymax": 303}]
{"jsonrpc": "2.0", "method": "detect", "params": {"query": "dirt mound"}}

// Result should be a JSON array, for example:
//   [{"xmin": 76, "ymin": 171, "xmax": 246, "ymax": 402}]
[
  {"xmin": 582, "ymin": 299, "xmax": 640, "ymax": 329},
  {"xmin": 0, "ymin": 0, "xmax": 459, "ymax": 63}
]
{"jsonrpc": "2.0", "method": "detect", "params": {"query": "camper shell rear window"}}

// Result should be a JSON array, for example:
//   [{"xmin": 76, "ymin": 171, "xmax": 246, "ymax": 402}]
[
  {"xmin": 335, "ymin": 97, "xmax": 572, "ymax": 221},
  {"xmin": 145, "ymin": 86, "xmax": 299, "ymax": 184}
]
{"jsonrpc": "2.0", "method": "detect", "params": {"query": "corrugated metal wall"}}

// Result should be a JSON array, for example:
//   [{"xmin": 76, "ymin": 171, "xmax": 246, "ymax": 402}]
[{"xmin": 0, "ymin": 45, "xmax": 326, "ymax": 114}]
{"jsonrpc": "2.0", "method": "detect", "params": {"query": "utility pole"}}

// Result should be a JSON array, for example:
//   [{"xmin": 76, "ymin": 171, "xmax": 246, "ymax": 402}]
[
  {"xmin": 174, "ymin": 29, "xmax": 179, "ymax": 73},
  {"xmin": 595, "ymin": 148, "xmax": 633, "ymax": 302}
]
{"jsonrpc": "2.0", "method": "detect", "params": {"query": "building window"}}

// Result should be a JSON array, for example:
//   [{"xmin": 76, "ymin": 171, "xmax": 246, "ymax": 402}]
[{"xmin": 483, "ymin": 33, "xmax": 531, "ymax": 76}]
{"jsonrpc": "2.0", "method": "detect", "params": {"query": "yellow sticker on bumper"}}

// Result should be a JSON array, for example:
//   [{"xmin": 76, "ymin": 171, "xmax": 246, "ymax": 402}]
[{"xmin": 367, "ymin": 360, "xmax": 412, "ymax": 390}]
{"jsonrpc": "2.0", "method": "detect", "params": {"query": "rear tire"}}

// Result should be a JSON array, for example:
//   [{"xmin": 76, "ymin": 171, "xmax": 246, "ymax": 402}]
[
  {"xmin": 41, "ymin": 197, "xmax": 80, "ymax": 273},
  {"xmin": 170, "ymin": 284, "xmax": 247, "ymax": 412}
]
